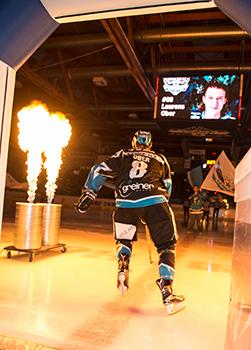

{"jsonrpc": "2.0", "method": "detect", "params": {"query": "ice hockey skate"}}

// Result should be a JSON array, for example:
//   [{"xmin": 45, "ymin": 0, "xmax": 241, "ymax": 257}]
[
  {"xmin": 156, "ymin": 278, "xmax": 185, "ymax": 315},
  {"xmin": 117, "ymin": 254, "xmax": 130, "ymax": 295}
]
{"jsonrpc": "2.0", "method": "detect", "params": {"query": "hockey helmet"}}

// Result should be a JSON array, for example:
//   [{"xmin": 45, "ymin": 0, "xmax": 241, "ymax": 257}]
[{"xmin": 131, "ymin": 130, "xmax": 152, "ymax": 149}]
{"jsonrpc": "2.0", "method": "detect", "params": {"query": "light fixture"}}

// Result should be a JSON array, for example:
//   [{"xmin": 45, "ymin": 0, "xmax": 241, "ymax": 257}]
[
  {"xmin": 128, "ymin": 112, "xmax": 138, "ymax": 119},
  {"xmin": 92, "ymin": 76, "xmax": 108, "ymax": 87}
]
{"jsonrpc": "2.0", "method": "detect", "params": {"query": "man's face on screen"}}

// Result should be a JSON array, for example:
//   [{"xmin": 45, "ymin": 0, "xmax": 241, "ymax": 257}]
[{"xmin": 202, "ymin": 86, "xmax": 227, "ymax": 119}]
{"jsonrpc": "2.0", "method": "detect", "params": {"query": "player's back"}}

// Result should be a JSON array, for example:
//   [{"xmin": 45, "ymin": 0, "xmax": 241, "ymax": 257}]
[{"xmin": 113, "ymin": 148, "xmax": 168, "ymax": 202}]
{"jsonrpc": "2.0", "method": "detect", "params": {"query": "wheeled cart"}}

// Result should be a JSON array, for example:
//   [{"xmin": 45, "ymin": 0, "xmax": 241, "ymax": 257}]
[{"xmin": 4, "ymin": 243, "xmax": 67, "ymax": 262}]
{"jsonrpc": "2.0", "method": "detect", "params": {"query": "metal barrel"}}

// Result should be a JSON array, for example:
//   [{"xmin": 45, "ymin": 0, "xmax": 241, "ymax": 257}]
[
  {"xmin": 42, "ymin": 204, "xmax": 62, "ymax": 246},
  {"xmin": 14, "ymin": 202, "xmax": 44, "ymax": 250}
]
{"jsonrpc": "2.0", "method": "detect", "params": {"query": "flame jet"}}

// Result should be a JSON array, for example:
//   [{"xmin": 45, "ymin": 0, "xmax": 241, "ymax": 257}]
[
  {"xmin": 17, "ymin": 101, "xmax": 50, "ymax": 203},
  {"xmin": 44, "ymin": 112, "xmax": 72, "ymax": 203},
  {"xmin": 17, "ymin": 101, "xmax": 72, "ymax": 203}
]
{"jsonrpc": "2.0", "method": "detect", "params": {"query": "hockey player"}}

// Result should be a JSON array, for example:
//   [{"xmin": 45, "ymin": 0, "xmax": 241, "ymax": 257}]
[{"xmin": 75, "ymin": 130, "xmax": 184, "ymax": 314}]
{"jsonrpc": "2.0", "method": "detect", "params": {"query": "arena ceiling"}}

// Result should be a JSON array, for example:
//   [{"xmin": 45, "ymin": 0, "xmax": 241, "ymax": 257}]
[{"xmin": 11, "ymin": 6, "xmax": 251, "ymax": 173}]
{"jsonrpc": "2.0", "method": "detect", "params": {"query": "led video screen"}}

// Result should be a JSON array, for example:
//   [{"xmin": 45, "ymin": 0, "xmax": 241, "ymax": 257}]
[{"xmin": 154, "ymin": 74, "xmax": 242, "ymax": 121}]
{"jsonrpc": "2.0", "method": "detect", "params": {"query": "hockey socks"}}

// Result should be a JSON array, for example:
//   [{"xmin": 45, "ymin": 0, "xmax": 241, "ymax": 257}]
[{"xmin": 116, "ymin": 243, "xmax": 131, "ymax": 295}]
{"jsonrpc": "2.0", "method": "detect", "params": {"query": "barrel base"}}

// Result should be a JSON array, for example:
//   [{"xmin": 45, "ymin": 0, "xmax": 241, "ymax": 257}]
[{"xmin": 3, "ymin": 243, "xmax": 67, "ymax": 262}]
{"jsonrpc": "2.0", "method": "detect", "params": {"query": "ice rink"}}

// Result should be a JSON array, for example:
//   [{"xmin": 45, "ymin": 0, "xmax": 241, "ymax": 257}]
[{"xmin": 0, "ymin": 215, "xmax": 234, "ymax": 350}]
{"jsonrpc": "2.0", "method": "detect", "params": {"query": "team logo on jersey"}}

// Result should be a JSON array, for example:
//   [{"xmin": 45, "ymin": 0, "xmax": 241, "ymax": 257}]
[{"xmin": 119, "ymin": 182, "xmax": 154, "ymax": 197}]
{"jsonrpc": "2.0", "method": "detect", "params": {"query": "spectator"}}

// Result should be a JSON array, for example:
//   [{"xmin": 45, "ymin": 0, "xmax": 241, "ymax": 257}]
[
  {"xmin": 182, "ymin": 196, "xmax": 190, "ymax": 226},
  {"xmin": 189, "ymin": 194, "xmax": 203, "ymax": 233},
  {"xmin": 212, "ymin": 194, "xmax": 222, "ymax": 229},
  {"xmin": 202, "ymin": 196, "xmax": 211, "ymax": 230}
]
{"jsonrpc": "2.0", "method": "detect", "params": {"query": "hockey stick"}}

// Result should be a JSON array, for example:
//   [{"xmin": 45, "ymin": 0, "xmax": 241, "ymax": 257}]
[{"xmin": 145, "ymin": 226, "xmax": 153, "ymax": 264}]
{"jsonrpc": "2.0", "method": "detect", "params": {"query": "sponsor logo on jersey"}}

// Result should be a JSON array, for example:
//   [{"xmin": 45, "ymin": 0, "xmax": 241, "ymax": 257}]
[{"xmin": 119, "ymin": 182, "xmax": 154, "ymax": 197}]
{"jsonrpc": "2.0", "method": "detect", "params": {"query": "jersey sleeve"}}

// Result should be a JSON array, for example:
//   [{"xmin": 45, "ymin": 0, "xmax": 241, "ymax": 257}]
[
  {"xmin": 161, "ymin": 155, "xmax": 172, "ymax": 198},
  {"xmin": 84, "ymin": 150, "xmax": 123, "ymax": 192}
]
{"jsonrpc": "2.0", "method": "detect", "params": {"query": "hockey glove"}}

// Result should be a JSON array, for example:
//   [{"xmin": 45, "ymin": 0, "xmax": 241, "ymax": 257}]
[{"xmin": 75, "ymin": 189, "xmax": 97, "ymax": 213}]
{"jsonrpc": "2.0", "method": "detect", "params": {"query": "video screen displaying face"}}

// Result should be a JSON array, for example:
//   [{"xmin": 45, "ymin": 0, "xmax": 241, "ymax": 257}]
[{"xmin": 155, "ymin": 74, "xmax": 242, "ymax": 120}]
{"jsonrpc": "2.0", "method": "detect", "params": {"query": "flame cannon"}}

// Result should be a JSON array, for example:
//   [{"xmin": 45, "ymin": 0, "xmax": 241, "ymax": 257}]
[{"xmin": 4, "ymin": 101, "xmax": 71, "ymax": 261}]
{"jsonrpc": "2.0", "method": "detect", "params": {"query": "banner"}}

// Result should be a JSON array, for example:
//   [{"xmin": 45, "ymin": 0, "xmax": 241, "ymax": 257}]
[
  {"xmin": 201, "ymin": 151, "xmax": 235, "ymax": 196},
  {"xmin": 187, "ymin": 166, "xmax": 204, "ymax": 188}
]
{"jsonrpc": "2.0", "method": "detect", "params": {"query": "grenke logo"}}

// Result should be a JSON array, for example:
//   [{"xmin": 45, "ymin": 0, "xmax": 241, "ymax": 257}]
[{"xmin": 119, "ymin": 182, "xmax": 154, "ymax": 197}]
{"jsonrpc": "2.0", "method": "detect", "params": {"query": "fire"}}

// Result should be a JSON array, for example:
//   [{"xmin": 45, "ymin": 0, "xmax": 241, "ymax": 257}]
[
  {"xmin": 17, "ymin": 101, "xmax": 72, "ymax": 203},
  {"xmin": 44, "ymin": 113, "xmax": 72, "ymax": 203},
  {"xmin": 18, "ymin": 101, "xmax": 50, "ymax": 203}
]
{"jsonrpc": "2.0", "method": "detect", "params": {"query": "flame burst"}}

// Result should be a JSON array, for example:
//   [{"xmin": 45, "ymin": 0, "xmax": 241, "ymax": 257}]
[
  {"xmin": 44, "ymin": 113, "xmax": 72, "ymax": 203},
  {"xmin": 17, "ymin": 101, "xmax": 72, "ymax": 203},
  {"xmin": 18, "ymin": 101, "xmax": 50, "ymax": 203}
]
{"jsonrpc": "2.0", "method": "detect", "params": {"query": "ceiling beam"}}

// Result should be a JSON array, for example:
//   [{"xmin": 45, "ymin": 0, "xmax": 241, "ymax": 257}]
[
  {"xmin": 19, "ymin": 65, "xmax": 99, "ymax": 122},
  {"xmin": 39, "ymin": 61, "xmax": 251, "ymax": 80},
  {"xmin": 86, "ymin": 104, "xmax": 153, "ymax": 112},
  {"xmin": 101, "ymin": 18, "xmax": 155, "ymax": 104},
  {"xmin": 20, "ymin": 66, "xmax": 76, "ymax": 108},
  {"xmin": 149, "ymin": 9, "xmax": 228, "ymax": 23},
  {"xmin": 126, "ymin": 17, "xmax": 135, "ymax": 50},
  {"xmin": 161, "ymin": 43, "xmax": 251, "ymax": 54},
  {"xmin": 57, "ymin": 50, "xmax": 75, "ymax": 102},
  {"xmin": 43, "ymin": 25, "xmax": 249, "ymax": 49}
]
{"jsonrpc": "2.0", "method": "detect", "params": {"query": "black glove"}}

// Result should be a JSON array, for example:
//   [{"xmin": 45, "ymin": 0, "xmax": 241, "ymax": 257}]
[{"xmin": 75, "ymin": 189, "xmax": 97, "ymax": 213}]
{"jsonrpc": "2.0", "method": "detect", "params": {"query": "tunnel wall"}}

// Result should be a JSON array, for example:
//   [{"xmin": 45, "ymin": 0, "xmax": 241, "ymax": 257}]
[{"xmin": 225, "ymin": 147, "xmax": 251, "ymax": 349}]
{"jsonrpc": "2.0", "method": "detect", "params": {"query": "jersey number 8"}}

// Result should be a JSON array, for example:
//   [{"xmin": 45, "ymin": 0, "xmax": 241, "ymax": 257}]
[{"xmin": 129, "ymin": 161, "xmax": 148, "ymax": 179}]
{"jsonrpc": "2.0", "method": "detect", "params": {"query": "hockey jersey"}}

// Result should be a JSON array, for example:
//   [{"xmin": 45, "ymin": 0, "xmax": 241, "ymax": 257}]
[{"xmin": 84, "ymin": 148, "xmax": 172, "ymax": 208}]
